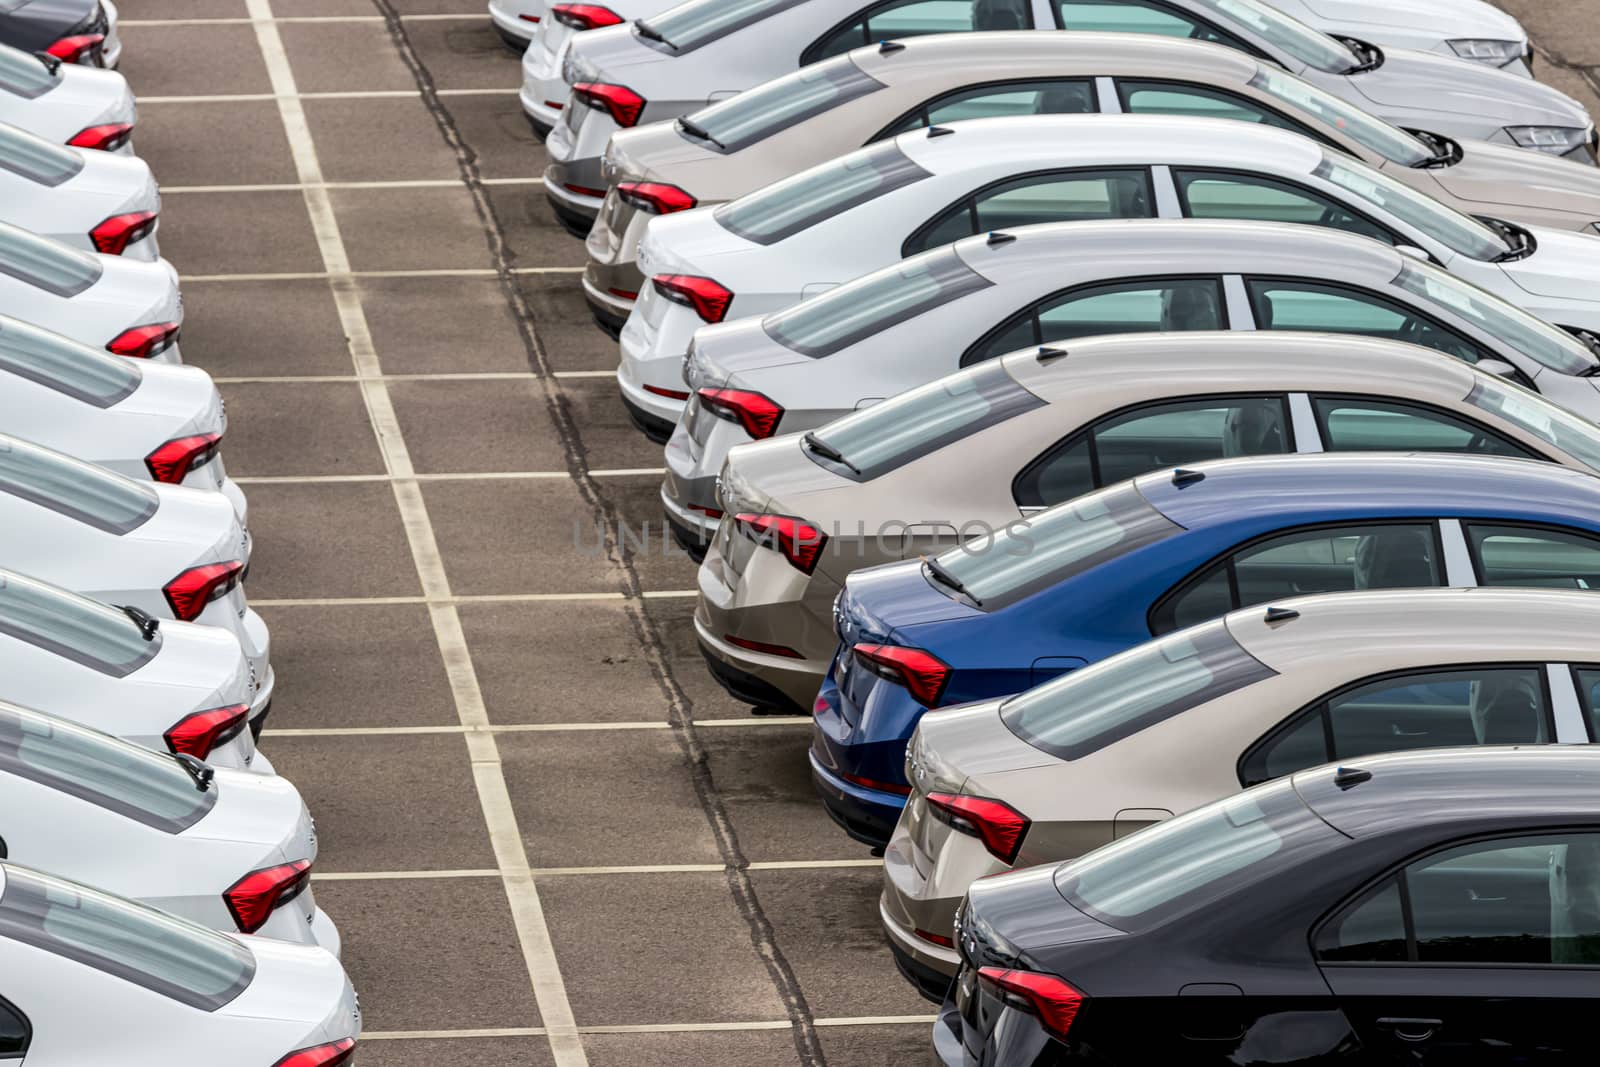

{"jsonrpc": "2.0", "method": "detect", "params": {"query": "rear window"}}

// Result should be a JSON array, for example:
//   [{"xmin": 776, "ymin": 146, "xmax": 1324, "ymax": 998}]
[
  {"xmin": 0, "ymin": 864, "xmax": 254, "ymax": 1011},
  {"xmin": 0, "ymin": 223, "xmax": 103, "ymax": 298},
  {"xmin": 682, "ymin": 55, "xmax": 885, "ymax": 155},
  {"xmin": 635, "ymin": 0, "xmax": 807, "ymax": 54},
  {"xmin": 1394, "ymin": 264, "xmax": 1596, "ymax": 377},
  {"xmin": 762, "ymin": 246, "xmax": 992, "ymax": 358},
  {"xmin": 1001, "ymin": 619, "xmax": 1275, "ymax": 759},
  {"xmin": 0, "ymin": 703, "xmax": 214, "ymax": 833},
  {"xmin": 0, "ymin": 43, "xmax": 60, "ymax": 99},
  {"xmin": 0, "ymin": 572, "xmax": 160, "ymax": 677},
  {"xmin": 0, "ymin": 316, "xmax": 141, "ymax": 408},
  {"xmin": 932, "ymin": 481, "xmax": 1178, "ymax": 609},
  {"xmin": 0, "ymin": 123, "xmax": 82, "ymax": 186},
  {"xmin": 1248, "ymin": 67, "xmax": 1430, "ymax": 166},
  {"xmin": 715, "ymin": 140, "xmax": 927, "ymax": 245},
  {"xmin": 802, "ymin": 359, "xmax": 1043, "ymax": 481},
  {"xmin": 1467, "ymin": 377, "xmax": 1600, "ymax": 471},
  {"xmin": 0, "ymin": 435, "xmax": 157, "ymax": 534}
]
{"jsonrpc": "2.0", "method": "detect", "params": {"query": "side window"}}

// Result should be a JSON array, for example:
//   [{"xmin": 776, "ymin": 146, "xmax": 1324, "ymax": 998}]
[
  {"xmin": 1173, "ymin": 169, "xmax": 1394, "ymax": 245},
  {"xmin": 1055, "ymin": 0, "xmax": 1249, "ymax": 50},
  {"xmin": 1118, "ymin": 80, "xmax": 1319, "ymax": 141},
  {"xmin": 806, "ymin": 0, "xmax": 1028, "ymax": 62},
  {"xmin": 0, "ymin": 994, "xmax": 27, "ymax": 1058},
  {"xmin": 1313, "ymin": 397, "xmax": 1538, "ymax": 458},
  {"xmin": 1246, "ymin": 279, "xmax": 1490, "ymax": 366},
  {"xmin": 1573, "ymin": 667, "xmax": 1600, "ymax": 741},
  {"xmin": 1317, "ymin": 878, "xmax": 1408, "ymax": 962},
  {"xmin": 905, "ymin": 168, "xmax": 1152, "ymax": 257},
  {"xmin": 964, "ymin": 277, "xmax": 1224, "ymax": 367},
  {"xmin": 884, "ymin": 79, "xmax": 1096, "ymax": 137},
  {"xmin": 1466, "ymin": 524, "xmax": 1600, "ymax": 590}
]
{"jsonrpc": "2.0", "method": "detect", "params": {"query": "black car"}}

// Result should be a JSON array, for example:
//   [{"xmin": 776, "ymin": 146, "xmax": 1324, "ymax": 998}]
[
  {"xmin": 938, "ymin": 747, "xmax": 1600, "ymax": 1065},
  {"xmin": 0, "ymin": 0, "xmax": 108, "ymax": 66}
]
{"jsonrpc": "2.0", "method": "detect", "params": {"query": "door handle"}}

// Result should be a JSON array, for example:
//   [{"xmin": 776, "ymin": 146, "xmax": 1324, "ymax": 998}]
[{"xmin": 1376, "ymin": 1017, "xmax": 1441, "ymax": 1042}]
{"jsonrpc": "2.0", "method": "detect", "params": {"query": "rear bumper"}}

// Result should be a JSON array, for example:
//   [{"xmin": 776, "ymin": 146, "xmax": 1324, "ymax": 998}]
[
  {"xmin": 542, "ymin": 163, "xmax": 604, "ymax": 235},
  {"xmin": 696, "ymin": 620, "xmax": 809, "ymax": 714},
  {"xmin": 490, "ymin": 4, "xmax": 537, "ymax": 47},
  {"xmin": 582, "ymin": 275, "xmax": 631, "ymax": 338},
  {"xmin": 660, "ymin": 481, "xmax": 720, "ymax": 544},
  {"xmin": 882, "ymin": 894, "xmax": 958, "ymax": 1003},
  {"xmin": 809, "ymin": 744, "xmax": 903, "ymax": 849},
  {"xmin": 584, "ymin": 257, "xmax": 642, "ymax": 320},
  {"xmin": 620, "ymin": 379, "xmax": 680, "ymax": 443},
  {"xmin": 311, "ymin": 907, "xmax": 343, "ymax": 959},
  {"xmin": 617, "ymin": 341, "xmax": 689, "ymax": 436}
]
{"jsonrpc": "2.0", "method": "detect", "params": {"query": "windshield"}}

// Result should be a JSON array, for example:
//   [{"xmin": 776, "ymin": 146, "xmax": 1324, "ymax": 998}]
[
  {"xmin": 0, "ymin": 435, "xmax": 158, "ymax": 535},
  {"xmin": 0, "ymin": 122, "xmax": 83, "ymax": 187},
  {"xmin": 0, "ymin": 704, "xmax": 215, "ymax": 833},
  {"xmin": 1193, "ymin": 0, "xmax": 1357, "ymax": 72},
  {"xmin": 1248, "ymin": 67, "xmax": 1429, "ymax": 165},
  {"xmin": 762, "ymin": 246, "xmax": 992, "ymax": 358},
  {"xmin": 637, "ymin": 0, "xmax": 806, "ymax": 53},
  {"xmin": 1467, "ymin": 377, "xmax": 1600, "ymax": 470},
  {"xmin": 1394, "ymin": 264, "xmax": 1596, "ymax": 377},
  {"xmin": 0, "ymin": 42, "xmax": 59, "ymax": 98},
  {"xmin": 932, "ymin": 481, "xmax": 1179, "ymax": 610},
  {"xmin": 0, "ymin": 222, "xmax": 103, "ymax": 298},
  {"xmin": 1002, "ymin": 620, "xmax": 1275, "ymax": 759},
  {"xmin": 716, "ymin": 140, "xmax": 927, "ymax": 245},
  {"xmin": 0, "ymin": 571, "xmax": 160, "ymax": 677},
  {"xmin": 1314, "ymin": 155, "xmax": 1509, "ymax": 261},
  {"xmin": 0, "ymin": 315, "xmax": 141, "ymax": 408},
  {"xmin": 0, "ymin": 864, "xmax": 254, "ymax": 1010},
  {"xmin": 684, "ymin": 56, "xmax": 884, "ymax": 155}
]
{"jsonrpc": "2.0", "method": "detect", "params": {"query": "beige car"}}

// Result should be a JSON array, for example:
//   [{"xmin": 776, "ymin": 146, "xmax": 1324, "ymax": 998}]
[
  {"xmin": 884, "ymin": 586, "xmax": 1600, "ymax": 997},
  {"xmin": 697, "ymin": 332, "xmax": 1600, "ymax": 713}
]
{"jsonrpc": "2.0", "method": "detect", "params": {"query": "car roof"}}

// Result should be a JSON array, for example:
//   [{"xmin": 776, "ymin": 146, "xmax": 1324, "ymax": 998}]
[
  {"xmin": 852, "ymin": 30, "xmax": 1261, "ymax": 86},
  {"xmin": 1290, "ymin": 744, "xmax": 1600, "ymax": 840}
]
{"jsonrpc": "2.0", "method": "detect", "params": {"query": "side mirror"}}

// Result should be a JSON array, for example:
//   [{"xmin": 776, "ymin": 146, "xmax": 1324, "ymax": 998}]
[{"xmin": 1477, "ymin": 359, "xmax": 1518, "ymax": 379}]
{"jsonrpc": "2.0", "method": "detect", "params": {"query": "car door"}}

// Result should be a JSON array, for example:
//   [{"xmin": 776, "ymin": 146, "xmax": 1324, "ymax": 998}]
[
  {"xmin": 903, "ymin": 165, "xmax": 1154, "ymax": 256},
  {"xmin": 1316, "ymin": 831, "xmax": 1600, "ymax": 1063},
  {"xmin": 804, "ymin": 0, "xmax": 1034, "ymax": 63}
]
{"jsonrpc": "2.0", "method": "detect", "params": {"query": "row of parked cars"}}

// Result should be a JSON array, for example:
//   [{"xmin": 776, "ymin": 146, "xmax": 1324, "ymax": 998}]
[
  {"xmin": 0, "ymin": 11, "xmax": 360, "ymax": 1065},
  {"xmin": 501, "ymin": 0, "xmax": 1600, "ymax": 1061}
]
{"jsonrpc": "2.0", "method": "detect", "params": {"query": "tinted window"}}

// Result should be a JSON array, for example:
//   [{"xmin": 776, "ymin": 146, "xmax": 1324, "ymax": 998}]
[
  {"xmin": 1317, "ymin": 877, "xmax": 1407, "ymax": 961},
  {"xmin": 762, "ymin": 246, "xmax": 991, "ymax": 358},
  {"xmin": 0, "ymin": 316, "xmax": 141, "ymax": 408},
  {"xmin": 965, "ymin": 277, "xmax": 1224, "ymax": 366},
  {"xmin": 1247, "ymin": 278, "xmax": 1488, "ymax": 365},
  {"xmin": 0, "ymin": 704, "xmax": 216, "ymax": 833},
  {"xmin": 1247, "ymin": 67, "xmax": 1430, "ymax": 164},
  {"xmin": 1004, "ymin": 619, "xmax": 1275, "ymax": 760},
  {"xmin": 1468, "ymin": 378, "xmax": 1600, "ymax": 472},
  {"xmin": 0, "ymin": 864, "xmax": 255, "ymax": 1011},
  {"xmin": 0, "ymin": 993, "xmax": 25, "ymax": 1057},
  {"xmin": 1174, "ymin": 168, "xmax": 1392, "ymax": 244},
  {"xmin": 0, "ymin": 571, "xmax": 160, "ymax": 678},
  {"xmin": 636, "ymin": 0, "xmax": 806, "ymax": 54},
  {"xmin": 0, "ymin": 223, "xmax": 103, "ymax": 299},
  {"xmin": 1573, "ymin": 667, "xmax": 1600, "ymax": 742},
  {"xmin": 1054, "ymin": 0, "xmax": 1249, "ymax": 49},
  {"xmin": 1395, "ymin": 264, "xmax": 1596, "ymax": 377},
  {"xmin": 883, "ymin": 78, "xmax": 1096, "ymax": 137},
  {"xmin": 1119, "ymin": 79, "xmax": 1317, "ymax": 139},
  {"xmin": 0, "ymin": 436, "xmax": 157, "ymax": 535},
  {"xmin": 0, "ymin": 124, "xmax": 82, "ymax": 187},
  {"xmin": 0, "ymin": 43, "xmax": 59, "ymax": 99},
  {"xmin": 1467, "ymin": 524, "xmax": 1600, "ymax": 590},
  {"xmin": 907, "ymin": 168, "xmax": 1151, "ymax": 256},
  {"xmin": 806, "ymin": 0, "xmax": 1028, "ymax": 62},
  {"xmin": 1313, "ymin": 396, "xmax": 1535, "ymax": 457},
  {"xmin": 681, "ymin": 56, "xmax": 885, "ymax": 155},
  {"xmin": 802, "ymin": 359, "xmax": 1043, "ymax": 481},
  {"xmin": 1314, "ymin": 156, "xmax": 1509, "ymax": 261},
  {"xmin": 716, "ymin": 141, "xmax": 927, "ymax": 247},
  {"xmin": 935, "ymin": 480, "xmax": 1180, "ymax": 610},
  {"xmin": 1188, "ymin": 0, "xmax": 1358, "ymax": 71}
]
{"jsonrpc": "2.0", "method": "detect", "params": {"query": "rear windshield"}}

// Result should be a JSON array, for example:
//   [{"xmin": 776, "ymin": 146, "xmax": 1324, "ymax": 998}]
[
  {"xmin": 682, "ymin": 56, "xmax": 884, "ymax": 156},
  {"xmin": 1394, "ymin": 264, "xmax": 1596, "ymax": 377},
  {"xmin": 1001, "ymin": 619, "xmax": 1275, "ymax": 760},
  {"xmin": 635, "ymin": 0, "xmax": 806, "ymax": 54},
  {"xmin": 1467, "ymin": 377, "xmax": 1600, "ymax": 471},
  {"xmin": 715, "ymin": 140, "xmax": 927, "ymax": 245},
  {"xmin": 0, "ymin": 704, "xmax": 214, "ymax": 833},
  {"xmin": 1193, "ymin": 0, "xmax": 1356, "ymax": 73},
  {"xmin": 0, "ymin": 864, "xmax": 254, "ymax": 1011},
  {"xmin": 0, "ymin": 123, "xmax": 82, "ymax": 186},
  {"xmin": 0, "ymin": 44, "xmax": 59, "ymax": 98},
  {"xmin": 0, "ymin": 315, "xmax": 141, "ymax": 408},
  {"xmin": 0, "ymin": 572, "xmax": 161, "ymax": 677},
  {"xmin": 0, "ymin": 223, "xmax": 103, "ymax": 298},
  {"xmin": 762, "ymin": 246, "xmax": 992, "ymax": 358},
  {"xmin": 1314, "ymin": 155, "xmax": 1508, "ymax": 261},
  {"xmin": 1248, "ymin": 67, "xmax": 1430, "ymax": 166},
  {"xmin": 1054, "ymin": 776, "xmax": 1336, "ymax": 931},
  {"xmin": 932, "ymin": 481, "xmax": 1179, "ymax": 610},
  {"xmin": 0, "ymin": 435, "xmax": 157, "ymax": 534},
  {"xmin": 803, "ymin": 360, "xmax": 1043, "ymax": 481}
]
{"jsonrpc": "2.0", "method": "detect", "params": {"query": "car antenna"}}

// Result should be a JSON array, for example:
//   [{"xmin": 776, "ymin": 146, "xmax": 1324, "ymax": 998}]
[
  {"xmin": 927, "ymin": 125, "xmax": 955, "ymax": 137},
  {"xmin": 1036, "ymin": 345, "xmax": 1068, "ymax": 363},
  {"xmin": 1263, "ymin": 606, "xmax": 1299, "ymax": 623},
  {"xmin": 1171, "ymin": 468, "xmax": 1205, "ymax": 487},
  {"xmin": 986, "ymin": 231, "xmax": 1016, "ymax": 247},
  {"xmin": 1333, "ymin": 766, "xmax": 1372, "ymax": 790},
  {"xmin": 878, "ymin": 40, "xmax": 906, "ymax": 54}
]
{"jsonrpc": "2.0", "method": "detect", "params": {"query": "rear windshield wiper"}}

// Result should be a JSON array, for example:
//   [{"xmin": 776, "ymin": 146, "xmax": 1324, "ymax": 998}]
[
  {"xmin": 1405, "ymin": 128, "xmax": 1461, "ymax": 169},
  {"xmin": 633, "ymin": 19, "xmax": 671, "ymax": 47},
  {"xmin": 173, "ymin": 752, "xmax": 215, "ymax": 792},
  {"xmin": 31, "ymin": 51, "xmax": 61, "ymax": 75},
  {"xmin": 1334, "ymin": 35, "xmax": 1383, "ymax": 74},
  {"xmin": 923, "ymin": 555, "xmax": 981, "ymax": 607},
  {"xmin": 803, "ymin": 431, "xmax": 861, "ymax": 475},
  {"xmin": 676, "ymin": 116, "xmax": 725, "ymax": 151},
  {"xmin": 1480, "ymin": 216, "xmax": 1536, "ymax": 263},
  {"xmin": 118, "ymin": 604, "xmax": 160, "ymax": 641}
]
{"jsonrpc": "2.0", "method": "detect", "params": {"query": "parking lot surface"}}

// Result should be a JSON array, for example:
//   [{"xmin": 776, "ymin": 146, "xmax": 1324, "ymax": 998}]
[{"xmin": 120, "ymin": 1, "xmax": 1600, "ymax": 1064}]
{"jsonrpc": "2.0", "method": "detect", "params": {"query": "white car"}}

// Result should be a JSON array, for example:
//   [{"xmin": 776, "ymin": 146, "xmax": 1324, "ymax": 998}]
[
  {"xmin": 664, "ymin": 218, "xmax": 1600, "ymax": 544},
  {"xmin": 0, "ymin": 701, "xmax": 337, "ymax": 951},
  {"xmin": 0, "ymin": 314, "xmax": 247, "ymax": 522},
  {"xmin": 0, "ymin": 119, "xmax": 157, "ymax": 259},
  {"xmin": 0, "ymin": 568, "xmax": 264, "ymax": 773},
  {"xmin": 0, "ymin": 864, "xmax": 360, "ymax": 1065},
  {"xmin": 624, "ymin": 113, "xmax": 1600, "ymax": 433},
  {"xmin": 0, "ymin": 433, "xmax": 274, "ymax": 733},
  {"xmin": 1266, "ymin": 0, "xmax": 1529, "ymax": 73},
  {"xmin": 518, "ymin": 0, "xmax": 667, "ymax": 138},
  {"xmin": 0, "ymin": 221, "xmax": 182, "ymax": 362},
  {"xmin": 491, "ymin": 0, "xmax": 545, "ymax": 48},
  {"xmin": 0, "ymin": 0, "xmax": 121, "ymax": 70},
  {"xmin": 0, "ymin": 39, "xmax": 135, "ymax": 152}
]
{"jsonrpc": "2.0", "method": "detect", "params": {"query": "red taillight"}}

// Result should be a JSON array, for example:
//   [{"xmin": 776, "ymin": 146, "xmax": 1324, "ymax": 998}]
[
  {"xmin": 551, "ymin": 3, "xmax": 624, "ymax": 29},
  {"xmin": 915, "ymin": 928, "xmax": 955, "ymax": 948},
  {"xmin": 655, "ymin": 274, "xmax": 733, "ymax": 324},
  {"xmin": 572, "ymin": 81, "xmax": 646, "ymax": 127},
  {"xmin": 734, "ymin": 512, "xmax": 826, "ymax": 574},
  {"xmin": 225, "ymin": 858, "xmax": 313, "ymax": 935},
  {"xmin": 518, "ymin": 12, "xmax": 540, "ymax": 21},
  {"xmin": 697, "ymin": 387, "xmax": 781, "ymax": 438},
  {"xmin": 562, "ymin": 182, "xmax": 607, "ymax": 197},
  {"xmin": 272, "ymin": 1039, "xmax": 355, "ymax": 1067},
  {"xmin": 977, "ymin": 967, "xmax": 1084, "ymax": 1044},
  {"xmin": 853, "ymin": 643, "xmax": 951, "ymax": 708},
  {"xmin": 68, "ymin": 122, "xmax": 133, "ymax": 151},
  {"xmin": 643, "ymin": 384, "xmax": 690, "ymax": 400},
  {"xmin": 145, "ymin": 432, "xmax": 222, "ymax": 484},
  {"xmin": 164, "ymin": 704, "xmax": 249, "ymax": 760},
  {"xmin": 107, "ymin": 322, "xmax": 181, "ymax": 360},
  {"xmin": 617, "ymin": 180, "xmax": 697, "ymax": 215},
  {"xmin": 685, "ymin": 503, "xmax": 723, "ymax": 519},
  {"xmin": 724, "ymin": 634, "xmax": 803, "ymax": 659},
  {"xmin": 90, "ymin": 210, "xmax": 158, "ymax": 255},
  {"xmin": 926, "ymin": 792, "xmax": 1029, "ymax": 865},
  {"xmin": 840, "ymin": 770, "xmax": 912, "ymax": 796},
  {"xmin": 47, "ymin": 33, "xmax": 103, "ymax": 63},
  {"xmin": 163, "ymin": 560, "xmax": 244, "ymax": 621}
]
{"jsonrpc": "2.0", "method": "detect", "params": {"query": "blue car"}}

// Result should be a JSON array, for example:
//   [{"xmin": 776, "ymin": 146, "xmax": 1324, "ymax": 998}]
[{"xmin": 812, "ymin": 452, "xmax": 1600, "ymax": 847}]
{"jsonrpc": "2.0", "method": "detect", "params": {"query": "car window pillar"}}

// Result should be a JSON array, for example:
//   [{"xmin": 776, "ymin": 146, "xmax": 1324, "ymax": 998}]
[
  {"xmin": 1222, "ymin": 274, "xmax": 1255, "ymax": 327},
  {"xmin": 1286, "ymin": 393, "xmax": 1323, "ymax": 452},
  {"xmin": 1093, "ymin": 76, "xmax": 1122, "ymax": 113},
  {"xmin": 1436, "ymin": 519, "xmax": 1476, "ymax": 586},
  {"xmin": 1149, "ymin": 164, "xmax": 1181, "ymax": 218},
  {"xmin": 1547, "ymin": 663, "xmax": 1588, "ymax": 743}
]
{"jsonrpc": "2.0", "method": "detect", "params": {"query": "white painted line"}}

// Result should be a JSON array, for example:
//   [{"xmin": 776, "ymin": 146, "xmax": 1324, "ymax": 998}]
[
  {"xmin": 164, "ymin": 177, "xmax": 542, "ymax": 194},
  {"xmin": 230, "ymin": 469, "xmax": 662, "ymax": 485},
  {"xmin": 361, "ymin": 1017, "xmax": 932, "ymax": 1042},
  {"xmin": 554, "ymin": 370, "xmax": 618, "ymax": 378},
  {"xmin": 264, "ymin": 716, "xmax": 809, "ymax": 738},
  {"xmin": 814, "ymin": 1016, "xmax": 939, "ymax": 1028},
  {"xmin": 181, "ymin": 266, "xmax": 582, "ymax": 282},
  {"xmin": 364, "ymin": 1028, "xmax": 547, "ymax": 1041},
  {"xmin": 140, "ymin": 88, "xmax": 517, "ymax": 103},
  {"xmin": 313, "ymin": 859, "xmax": 876, "ymax": 882},
  {"xmin": 214, "ymin": 371, "xmax": 612, "ymax": 384},
  {"xmin": 315, "ymin": 868, "xmax": 500, "ymax": 881},
  {"xmin": 122, "ymin": 14, "xmax": 482, "ymax": 25},
  {"xmin": 246, "ymin": 4, "xmax": 584, "ymax": 1061},
  {"xmin": 250, "ymin": 592, "xmax": 690, "ymax": 607},
  {"xmin": 747, "ymin": 859, "xmax": 880, "ymax": 871},
  {"xmin": 579, "ymin": 1022, "xmax": 792, "ymax": 1035}
]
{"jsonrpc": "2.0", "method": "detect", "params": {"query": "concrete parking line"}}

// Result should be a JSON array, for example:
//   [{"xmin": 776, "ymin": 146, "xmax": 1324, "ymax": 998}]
[
  {"xmin": 314, "ymin": 859, "xmax": 878, "ymax": 882},
  {"xmin": 265, "ymin": 716, "xmax": 810, "ymax": 737},
  {"xmin": 182, "ymin": 267, "xmax": 582, "ymax": 282},
  {"xmin": 140, "ymin": 89, "xmax": 518, "ymax": 103},
  {"xmin": 163, "ymin": 178, "xmax": 542, "ymax": 193},
  {"xmin": 232, "ymin": 469, "xmax": 664, "ymax": 484},
  {"xmin": 245, "ymin": 3, "xmax": 586, "ymax": 1062},
  {"xmin": 362, "ymin": 1016, "xmax": 933, "ymax": 1041},
  {"xmin": 249, "ymin": 591, "xmax": 697, "ymax": 607},
  {"xmin": 124, "ymin": 14, "xmax": 481, "ymax": 26},
  {"xmin": 215, "ymin": 371, "xmax": 612, "ymax": 383}
]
